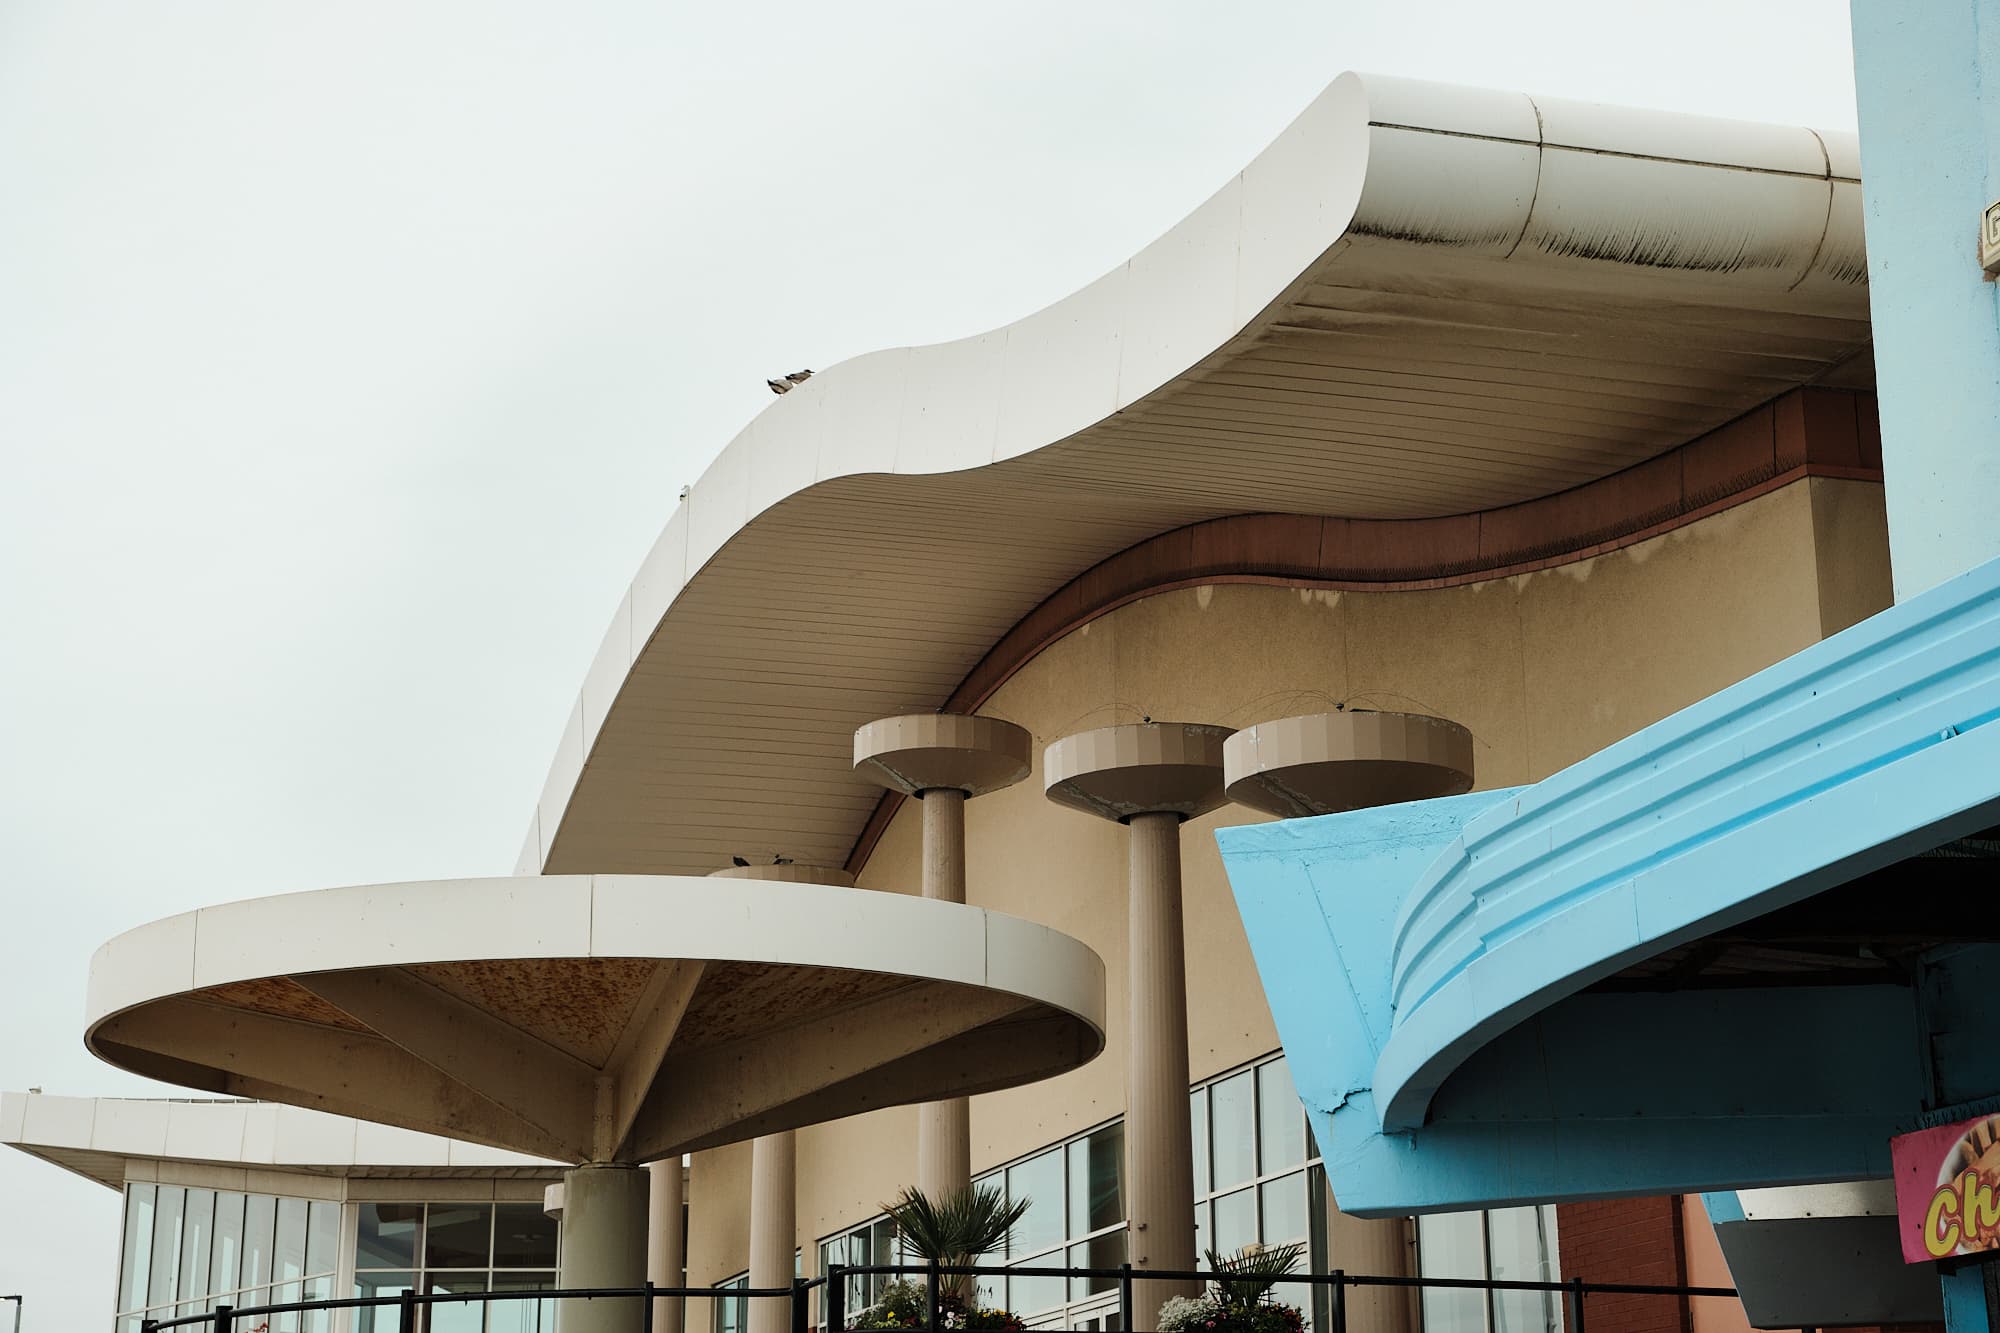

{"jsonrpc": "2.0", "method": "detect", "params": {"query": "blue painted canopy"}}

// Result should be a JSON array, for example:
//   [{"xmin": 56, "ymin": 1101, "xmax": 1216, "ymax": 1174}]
[{"xmin": 1217, "ymin": 553, "xmax": 2000, "ymax": 1214}]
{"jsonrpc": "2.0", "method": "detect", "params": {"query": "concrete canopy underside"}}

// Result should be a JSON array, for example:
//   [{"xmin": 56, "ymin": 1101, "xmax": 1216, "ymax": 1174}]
[
  {"xmin": 84, "ymin": 877, "xmax": 1105, "ymax": 1165},
  {"xmin": 525, "ymin": 71, "xmax": 1872, "ymax": 882}
]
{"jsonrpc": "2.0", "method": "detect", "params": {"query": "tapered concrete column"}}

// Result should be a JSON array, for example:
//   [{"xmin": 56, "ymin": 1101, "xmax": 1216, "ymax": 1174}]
[
  {"xmin": 1127, "ymin": 809, "xmax": 1196, "ymax": 1301},
  {"xmin": 748, "ymin": 1132, "xmax": 797, "ymax": 1333},
  {"xmin": 558, "ymin": 1164, "xmax": 650, "ymax": 1333},
  {"xmin": 1225, "ymin": 709, "xmax": 1468, "ymax": 1333},
  {"xmin": 856, "ymin": 713, "xmax": 1032, "ymax": 1198},
  {"xmin": 647, "ymin": 1159, "xmax": 684, "ymax": 1333},
  {"xmin": 1045, "ymin": 721, "xmax": 1233, "ymax": 1320}
]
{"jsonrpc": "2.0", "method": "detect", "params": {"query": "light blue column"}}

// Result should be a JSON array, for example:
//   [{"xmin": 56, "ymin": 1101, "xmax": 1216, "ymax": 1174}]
[{"xmin": 1850, "ymin": 0, "xmax": 2000, "ymax": 601}]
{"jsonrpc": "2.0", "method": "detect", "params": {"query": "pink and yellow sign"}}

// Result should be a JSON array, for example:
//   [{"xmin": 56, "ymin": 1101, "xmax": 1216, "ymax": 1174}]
[{"xmin": 1893, "ymin": 1113, "xmax": 2000, "ymax": 1263}]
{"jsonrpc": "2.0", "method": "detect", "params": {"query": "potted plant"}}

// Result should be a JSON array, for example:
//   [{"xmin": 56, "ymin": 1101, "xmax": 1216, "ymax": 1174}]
[
  {"xmin": 846, "ymin": 1184, "xmax": 1030, "ymax": 1331},
  {"xmin": 1157, "ymin": 1243, "xmax": 1309, "ymax": 1333}
]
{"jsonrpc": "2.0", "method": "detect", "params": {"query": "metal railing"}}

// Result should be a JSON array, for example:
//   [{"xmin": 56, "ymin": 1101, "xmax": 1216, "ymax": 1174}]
[{"xmin": 133, "ymin": 1261, "xmax": 1745, "ymax": 1333}]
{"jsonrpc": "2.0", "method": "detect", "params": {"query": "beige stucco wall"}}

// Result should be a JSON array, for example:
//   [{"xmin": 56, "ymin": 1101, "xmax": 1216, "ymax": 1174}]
[{"xmin": 684, "ymin": 477, "xmax": 1893, "ymax": 1291}]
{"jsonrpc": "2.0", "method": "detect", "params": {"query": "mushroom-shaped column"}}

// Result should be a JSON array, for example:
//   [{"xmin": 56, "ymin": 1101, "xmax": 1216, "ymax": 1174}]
[
  {"xmin": 1044, "ymin": 722, "xmax": 1234, "ymax": 1315},
  {"xmin": 1224, "ymin": 710, "xmax": 1473, "ymax": 1333},
  {"xmin": 710, "ymin": 863, "xmax": 858, "ymax": 1333},
  {"xmin": 854, "ymin": 714, "xmax": 1032, "ymax": 1199},
  {"xmin": 85, "ymin": 875, "xmax": 1105, "ymax": 1333}
]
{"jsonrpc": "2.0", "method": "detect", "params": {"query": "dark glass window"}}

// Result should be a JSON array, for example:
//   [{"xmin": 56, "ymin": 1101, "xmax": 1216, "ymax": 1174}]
[
  {"xmin": 356, "ymin": 1203, "xmax": 423, "ymax": 1270},
  {"xmin": 493, "ymin": 1203, "xmax": 559, "ymax": 1269},
  {"xmin": 425, "ymin": 1203, "xmax": 494, "ymax": 1270}
]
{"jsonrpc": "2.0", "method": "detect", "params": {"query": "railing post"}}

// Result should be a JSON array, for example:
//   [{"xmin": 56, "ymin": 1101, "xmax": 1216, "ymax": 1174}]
[
  {"xmin": 925, "ymin": 1260, "xmax": 940, "ymax": 1333},
  {"xmin": 1119, "ymin": 1262, "xmax": 1134, "ymax": 1333},
  {"xmin": 1332, "ymin": 1269, "xmax": 1347, "ymax": 1333},
  {"xmin": 644, "ymin": 1280, "xmax": 656, "ymax": 1333},
  {"xmin": 1567, "ymin": 1277, "xmax": 1586, "ymax": 1333},
  {"xmin": 398, "ymin": 1289, "xmax": 418, "ymax": 1333},
  {"xmin": 791, "ymin": 1279, "xmax": 810, "ymax": 1333},
  {"xmin": 143, "ymin": 1321, "xmax": 159, "ymax": 1333},
  {"xmin": 827, "ymin": 1264, "xmax": 846, "ymax": 1333},
  {"xmin": 215, "ymin": 1303, "xmax": 234, "ymax": 1333}
]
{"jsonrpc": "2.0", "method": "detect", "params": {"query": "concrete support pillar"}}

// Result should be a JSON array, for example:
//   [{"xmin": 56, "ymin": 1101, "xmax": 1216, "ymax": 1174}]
[
  {"xmin": 1325, "ymin": 1205, "xmax": 1413, "ymax": 1333},
  {"xmin": 558, "ymin": 1164, "xmax": 650, "ymax": 1333},
  {"xmin": 918, "ymin": 788, "xmax": 972, "ymax": 1197},
  {"xmin": 855, "ymin": 713, "xmax": 1033, "ymax": 1202},
  {"xmin": 648, "ymin": 1159, "xmax": 684, "ymax": 1333},
  {"xmin": 748, "ymin": 1132, "xmax": 797, "ymax": 1333},
  {"xmin": 1044, "ymin": 721, "xmax": 1234, "ymax": 1322},
  {"xmin": 1126, "ymin": 810, "xmax": 1199, "ymax": 1313}
]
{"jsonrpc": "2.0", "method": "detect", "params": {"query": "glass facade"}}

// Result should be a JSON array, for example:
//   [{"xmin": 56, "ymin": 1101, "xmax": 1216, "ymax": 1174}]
[
  {"xmin": 116, "ymin": 1185, "xmax": 339, "ymax": 1333},
  {"xmin": 114, "ymin": 1189, "xmax": 559, "ymax": 1333},
  {"xmin": 1417, "ymin": 1207, "xmax": 1562, "ymax": 1333},
  {"xmin": 812, "ymin": 1054, "xmax": 1563, "ymax": 1333},
  {"xmin": 352, "ymin": 1202, "xmax": 560, "ymax": 1333}
]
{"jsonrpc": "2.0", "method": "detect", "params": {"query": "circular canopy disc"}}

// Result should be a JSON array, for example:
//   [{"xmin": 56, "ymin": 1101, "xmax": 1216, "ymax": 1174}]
[
  {"xmin": 1043, "ymin": 722, "xmax": 1234, "ymax": 823},
  {"xmin": 86, "ymin": 876, "xmax": 1103, "ymax": 1167},
  {"xmin": 853, "ymin": 714, "xmax": 1033, "ymax": 797},
  {"xmin": 1223, "ymin": 710, "xmax": 1475, "ymax": 818}
]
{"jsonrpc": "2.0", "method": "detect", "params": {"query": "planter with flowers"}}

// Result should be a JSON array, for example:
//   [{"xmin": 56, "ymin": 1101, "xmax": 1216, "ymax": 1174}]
[
  {"xmin": 845, "ymin": 1184, "xmax": 1029, "ymax": 1333},
  {"xmin": 1157, "ymin": 1243, "xmax": 1309, "ymax": 1333}
]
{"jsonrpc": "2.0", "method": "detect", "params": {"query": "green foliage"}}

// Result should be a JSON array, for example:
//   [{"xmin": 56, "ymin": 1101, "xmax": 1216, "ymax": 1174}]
[
  {"xmin": 1158, "ymin": 1243, "xmax": 1309, "ymax": 1333},
  {"xmin": 880, "ymin": 1184, "xmax": 1031, "ymax": 1271},
  {"xmin": 846, "ymin": 1278, "xmax": 1025, "ymax": 1331},
  {"xmin": 1204, "ymin": 1241, "xmax": 1306, "ymax": 1311}
]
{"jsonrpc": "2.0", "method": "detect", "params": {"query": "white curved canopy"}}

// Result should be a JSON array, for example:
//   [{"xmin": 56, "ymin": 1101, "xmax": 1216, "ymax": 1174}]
[
  {"xmin": 86, "ymin": 876, "xmax": 1106, "ymax": 1165},
  {"xmin": 1, "ymin": 1092, "xmax": 557, "ymax": 1191},
  {"xmin": 524, "ymin": 71, "xmax": 1870, "ymax": 881}
]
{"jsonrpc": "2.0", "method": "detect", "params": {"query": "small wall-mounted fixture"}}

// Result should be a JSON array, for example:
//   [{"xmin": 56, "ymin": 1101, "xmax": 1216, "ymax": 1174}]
[{"xmin": 1981, "ymin": 200, "xmax": 2000, "ymax": 277}]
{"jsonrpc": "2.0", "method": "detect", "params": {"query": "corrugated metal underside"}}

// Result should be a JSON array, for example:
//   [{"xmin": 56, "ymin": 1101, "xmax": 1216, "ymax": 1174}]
[{"xmin": 547, "ymin": 240, "xmax": 1871, "ymax": 879}]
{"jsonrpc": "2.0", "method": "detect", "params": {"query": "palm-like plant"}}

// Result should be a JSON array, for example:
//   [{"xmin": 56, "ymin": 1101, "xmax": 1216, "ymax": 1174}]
[
  {"xmin": 1205, "ymin": 1241, "xmax": 1306, "ymax": 1312},
  {"xmin": 881, "ymin": 1183, "xmax": 1030, "ymax": 1298}
]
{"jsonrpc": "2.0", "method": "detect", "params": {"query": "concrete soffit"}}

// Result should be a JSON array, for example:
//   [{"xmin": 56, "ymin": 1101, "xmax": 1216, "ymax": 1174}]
[{"xmin": 526, "ymin": 70, "xmax": 1872, "ymax": 882}]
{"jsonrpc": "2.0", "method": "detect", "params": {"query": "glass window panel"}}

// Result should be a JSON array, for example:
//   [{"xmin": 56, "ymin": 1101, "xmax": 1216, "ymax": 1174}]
[
  {"xmin": 181, "ymin": 1190, "xmax": 216, "ymax": 1306},
  {"xmin": 1257, "ymin": 1060, "xmax": 1306, "ymax": 1175},
  {"xmin": 276, "ymin": 1197, "xmax": 309, "ymax": 1284},
  {"xmin": 1193, "ymin": 1200, "xmax": 1209, "ymax": 1255},
  {"xmin": 1489, "ymin": 1206, "xmax": 1557, "ymax": 1333},
  {"xmin": 1007, "ymin": 1267, "xmax": 1063, "ymax": 1317},
  {"xmin": 1260, "ymin": 1174, "xmax": 1310, "ymax": 1246},
  {"xmin": 494, "ymin": 1202, "xmax": 559, "ymax": 1269},
  {"xmin": 426, "ymin": 1203, "xmax": 493, "ymax": 1270},
  {"xmin": 119, "ymin": 1184, "xmax": 157, "ymax": 1314},
  {"xmin": 1067, "ymin": 1125, "xmax": 1123, "ymax": 1235},
  {"xmin": 353, "ymin": 1271, "xmax": 415, "ymax": 1333},
  {"xmin": 301, "ymin": 1274, "xmax": 335, "ymax": 1333},
  {"xmin": 1190, "ymin": 1091, "xmax": 1210, "ymax": 1196},
  {"xmin": 430, "ymin": 1273, "xmax": 488, "ymax": 1333},
  {"xmin": 1006, "ymin": 1151, "xmax": 1064, "ymax": 1257},
  {"xmin": 1067, "ymin": 1232, "xmax": 1125, "ymax": 1301},
  {"xmin": 491, "ymin": 1272, "xmax": 556, "ymax": 1333},
  {"xmin": 150, "ymin": 1186, "xmax": 187, "ymax": 1307},
  {"xmin": 1210, "ymin": 1073, "xmax": 1256, "ymax": 1190},
  {"xmin": 1212, "ymin": 1187, "xmax": 1256, "ymax": 1257},
  {"xmin": 305, "ymin": 1201, "xmax": 340, "ymax": 1277},
  {"xmin": 1417, "ymin": 1212, "xmax": 1486, "ymax": 1333},
  {"xmin": 210, "ymin": 1192, "xmax": 245, "ymax": 1297},
  {"xmin": 356, "ymin": 1203, "xmax": 422, "ymax": 1269},
  {"xmin": 242, "ymin": 1195, "xmax": 278, "ymax": 1289},
  {"xmin": 270, "ymin": 1279, "xmax": 302, "ymax": 1333}
]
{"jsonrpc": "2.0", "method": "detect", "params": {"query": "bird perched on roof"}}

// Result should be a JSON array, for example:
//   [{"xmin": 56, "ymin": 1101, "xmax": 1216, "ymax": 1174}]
[
  {"xmin": 772, "ymin": 854, "xmax": 793, "ymax": 865},
  {"xmin": 766, "ymin": 369, "xmax": 813, "ymax": 394},
  {"xmin": 731, "ymin": 855, "xmax": 750, "ymax": 867}
]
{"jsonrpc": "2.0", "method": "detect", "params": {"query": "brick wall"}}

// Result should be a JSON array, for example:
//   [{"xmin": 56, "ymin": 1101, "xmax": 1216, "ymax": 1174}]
[{"xmin": 1558, "ymin": 1197, "xmax": 1690, "ymax": 1333}]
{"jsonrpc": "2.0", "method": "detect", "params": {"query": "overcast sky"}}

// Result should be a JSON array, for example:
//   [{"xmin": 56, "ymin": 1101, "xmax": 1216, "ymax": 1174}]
[{"xmin": 0, "ymin": 1, "xmax": 1860, "ymax": 1323}]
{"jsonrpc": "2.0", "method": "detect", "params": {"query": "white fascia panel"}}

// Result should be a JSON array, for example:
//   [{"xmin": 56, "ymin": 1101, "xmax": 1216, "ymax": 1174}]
[
  {"xmin": 17, "ymin": 1094, "xmax": 96, "ymax": 1150},
  {"xmin": 895, "ymin": 331, "xmax": 1005, "ymax": 476},
  {"xmin": 163, "ymin": 1101, "xmax": 251, "ymax": 1164}
]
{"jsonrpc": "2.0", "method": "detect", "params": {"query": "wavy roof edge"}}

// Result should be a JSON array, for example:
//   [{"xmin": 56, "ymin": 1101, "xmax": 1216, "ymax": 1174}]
[{"xmin": 517, "ymin": 70, "xmax": 1870, "ymax": 878}]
